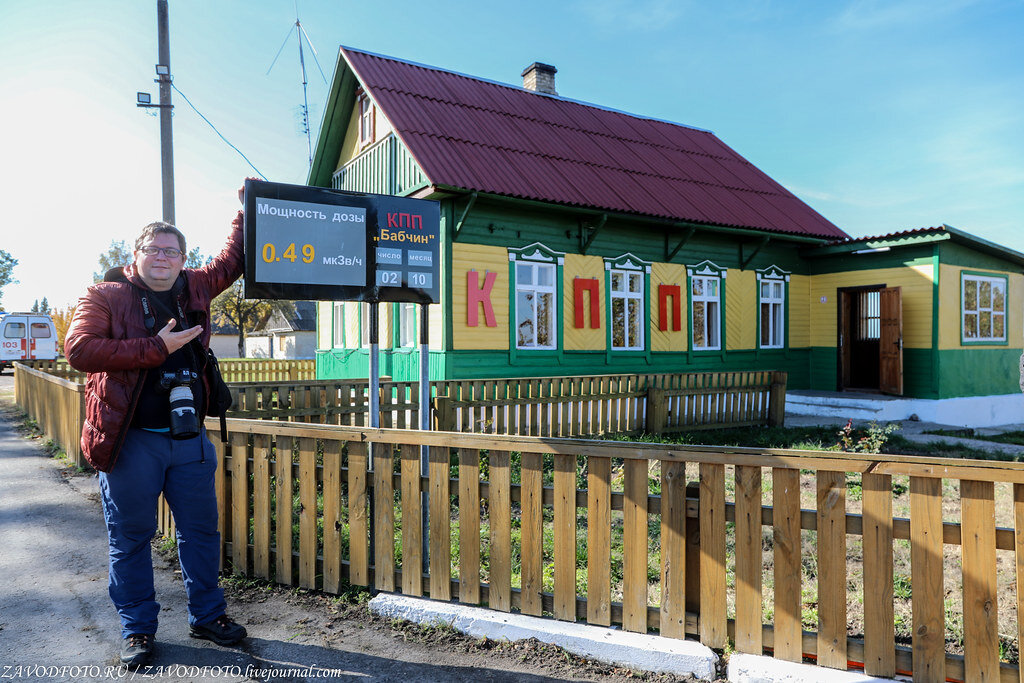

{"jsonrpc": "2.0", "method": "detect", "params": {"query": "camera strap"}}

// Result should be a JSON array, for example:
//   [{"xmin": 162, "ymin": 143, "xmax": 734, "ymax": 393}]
[{"xmin": 135, "ymin": 278, "xmax": 226, "ymax": 451}]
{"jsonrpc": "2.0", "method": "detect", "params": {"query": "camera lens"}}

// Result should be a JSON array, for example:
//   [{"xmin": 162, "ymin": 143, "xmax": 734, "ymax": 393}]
[{"xmin": 168, "ymin": 384, "xmax": 200, "ymax": 440}]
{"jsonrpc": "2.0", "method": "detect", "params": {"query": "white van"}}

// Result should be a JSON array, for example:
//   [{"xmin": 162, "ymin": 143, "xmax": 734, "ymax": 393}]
[{"xmin": 0, "ymin": 313, "xmax": 59, "ymax": 372}]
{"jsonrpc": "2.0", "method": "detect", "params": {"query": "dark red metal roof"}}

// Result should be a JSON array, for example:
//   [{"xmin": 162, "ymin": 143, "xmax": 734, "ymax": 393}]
[
  {"xmin": 821, "ymin": 226, "xmax": 945, "ymax": 246},
  {"xmin": 343, "ymin": 47, "xmax": 849, "ymax": 240}
]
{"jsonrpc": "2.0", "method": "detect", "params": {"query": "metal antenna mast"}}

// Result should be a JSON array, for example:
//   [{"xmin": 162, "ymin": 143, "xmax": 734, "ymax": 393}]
[{"xmin": 267, "ymin": 0, "xmax": 328, "ymax": 170}]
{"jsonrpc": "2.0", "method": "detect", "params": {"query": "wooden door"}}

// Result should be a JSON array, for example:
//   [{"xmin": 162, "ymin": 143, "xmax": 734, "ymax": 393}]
[{"xmin": 879, "ymin": 287, "xmax": 903, "ymax": 395}]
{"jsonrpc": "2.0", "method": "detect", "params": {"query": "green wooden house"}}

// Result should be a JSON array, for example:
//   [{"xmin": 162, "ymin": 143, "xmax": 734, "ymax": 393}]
[{"xmin": 305, "ymin": 47, "xmax": 1024, "ymax": 425}]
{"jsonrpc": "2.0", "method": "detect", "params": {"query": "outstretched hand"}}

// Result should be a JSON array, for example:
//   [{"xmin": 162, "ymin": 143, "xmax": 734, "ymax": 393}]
[
  {"xmin": 157, "ymin": 319, "xmax": 202, "ymax": 355},
  {"xmin": 238, "ymin": 176, "xmax": 260, "ymax": 205}
]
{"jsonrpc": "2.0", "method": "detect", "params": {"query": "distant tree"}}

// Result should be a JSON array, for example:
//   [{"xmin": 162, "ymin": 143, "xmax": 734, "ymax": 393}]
[
  {"xmin": 51, "ymin": 305, "xmax": 76, "ymax": 355},
  {"xmin": 93, "ymin": 240, "xmax": 133, "ymax": 283},
  {"xmin": 40, "ymin": 297, "xmax": 49, "ymax": 314},
  {"xmin": 31, "ymin": 300, "xmax": 39, "ymax": 312},
  {"xmin": 185, "ymin": 247, "xmax": 210, "ymax": 269},
  {"xmin": 211, "ymin": 280, "xmax": 293, "ymax": 357},
  {"xmin": 0, "ymin": 249, "xmax": 18, "ymax": 310}
]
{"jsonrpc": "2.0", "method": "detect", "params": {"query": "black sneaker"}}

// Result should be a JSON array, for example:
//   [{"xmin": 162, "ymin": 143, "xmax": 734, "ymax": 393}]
[
  {"xmin": 120, "ymin": 633, "xmax": 154, "ymax": 668},
  {"xmin": 189, "ymin": 615, "xmax": 247, "ymax": 646}
]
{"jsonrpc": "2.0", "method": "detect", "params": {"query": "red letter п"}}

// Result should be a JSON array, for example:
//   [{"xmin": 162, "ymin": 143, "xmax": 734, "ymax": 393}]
[
  {"xmin": 658, "ymin": 284, "xmax": 681, "ymax": 331},
  {"xmin": 573, "ymin": 278, "xmax": 600, "ymax": 328},
  {"xmin": 467, "ymin": 270, "xmax": 497, "ymax": 327}
]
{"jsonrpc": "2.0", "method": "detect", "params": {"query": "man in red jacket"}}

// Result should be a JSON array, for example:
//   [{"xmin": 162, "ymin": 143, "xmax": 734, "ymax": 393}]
[{"xmin": 65, "ymin": 191, "xmax": 247, "ymax": 667}]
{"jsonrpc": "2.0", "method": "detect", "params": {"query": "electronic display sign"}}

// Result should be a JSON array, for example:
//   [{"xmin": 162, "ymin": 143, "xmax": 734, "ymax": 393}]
[{"xmin": 243, "ymin": 180, "xmax": 440, "ymax": 303}]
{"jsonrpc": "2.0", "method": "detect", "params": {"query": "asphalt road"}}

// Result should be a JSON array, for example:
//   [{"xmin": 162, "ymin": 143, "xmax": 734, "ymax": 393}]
[{"xmin": 0, "ymin": 373, "xmax": 601, "ymax": 683}]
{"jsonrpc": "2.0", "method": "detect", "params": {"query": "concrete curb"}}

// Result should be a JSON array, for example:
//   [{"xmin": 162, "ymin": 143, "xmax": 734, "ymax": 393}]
[
  {"xmin": 368, "ymin": 594, "xmax": 718, "ymax": 680},
  {"xmin": 727, "ymin": 654, "xmax": 902, "ymax": 682}
]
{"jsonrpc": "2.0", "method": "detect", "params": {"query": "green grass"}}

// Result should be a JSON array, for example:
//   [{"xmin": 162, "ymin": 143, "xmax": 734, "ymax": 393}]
[{"xmin": 603, "ymin": 423, "xmax": 1020, "ymax": 461}]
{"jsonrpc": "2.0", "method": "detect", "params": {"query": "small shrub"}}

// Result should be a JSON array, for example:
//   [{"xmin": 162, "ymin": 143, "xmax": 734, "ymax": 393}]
[{"xmin": 835, "ymin": 420, "xmax": 900, "ymax": 454}]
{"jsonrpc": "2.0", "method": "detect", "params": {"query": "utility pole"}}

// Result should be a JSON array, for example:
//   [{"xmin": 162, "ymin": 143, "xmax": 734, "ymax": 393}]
[{"xmin": 156, "ymin": 0, "xmax": 175, "ymax": 225}]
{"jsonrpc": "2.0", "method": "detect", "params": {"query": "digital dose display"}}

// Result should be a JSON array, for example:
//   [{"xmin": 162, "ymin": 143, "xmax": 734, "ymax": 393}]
[
  {"xmin": 243, "ymin": 180, "xmax": 439, "ymax": 303},
  {"xmin": 253, "ymin": 197, "xmax": 366, "ymax": 287}
]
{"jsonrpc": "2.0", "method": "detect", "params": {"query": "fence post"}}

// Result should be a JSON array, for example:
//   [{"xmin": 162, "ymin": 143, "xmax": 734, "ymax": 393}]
[
  {"xmin": 288, "ymin": 364, "xmax": 298, "ymax": 382},
  {"xmin": 645, "ymin": 386, "xmax": 666, "ymax": 435},
  {"xmin": 768, "ymin": 371, "xmax": 787, "ymax": 427},
  {"xmin": 379, "ymin": 384, "xmax": 392, "ymax": 428},
  {"xmin": 685, "ymin": 481, "xmax": 701, "ymax": 614},
  {"xmin": 433, "ymin": 395, "xmax": 456, "ymax": 432}
]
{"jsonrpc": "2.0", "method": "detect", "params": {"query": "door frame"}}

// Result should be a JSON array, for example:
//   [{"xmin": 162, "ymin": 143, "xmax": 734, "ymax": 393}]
[{"xmin": 836, "ymin": 284, "xmax": 886, "ymax": 391}]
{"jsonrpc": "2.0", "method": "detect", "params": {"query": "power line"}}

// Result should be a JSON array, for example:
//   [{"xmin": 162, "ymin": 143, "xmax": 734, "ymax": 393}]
[{"xmin": 170, "ymin": 82, "xmax": 267, "ymax": 180}]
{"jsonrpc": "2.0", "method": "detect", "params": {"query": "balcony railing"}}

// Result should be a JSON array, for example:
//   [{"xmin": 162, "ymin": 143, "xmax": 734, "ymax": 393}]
[{"xmin": 332, "ymin": 133, "xmax": 428, "ymax": 196}]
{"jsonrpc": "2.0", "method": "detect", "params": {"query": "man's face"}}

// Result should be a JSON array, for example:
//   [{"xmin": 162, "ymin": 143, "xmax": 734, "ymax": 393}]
[{"xmin": 135, "ymin": 233, "xmax": 185, "ymax": 292}]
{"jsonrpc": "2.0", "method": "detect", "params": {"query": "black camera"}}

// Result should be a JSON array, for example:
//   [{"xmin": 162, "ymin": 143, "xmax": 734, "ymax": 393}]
[{"xmin": 159, "ymin": 368, "xmax": 200, "ymax": 440}]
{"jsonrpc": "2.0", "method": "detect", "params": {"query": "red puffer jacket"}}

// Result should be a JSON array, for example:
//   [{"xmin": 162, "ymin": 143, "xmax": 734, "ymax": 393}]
[{"xmin": 65, "ymin": 212, "xmax": 244, "ymax": 472}]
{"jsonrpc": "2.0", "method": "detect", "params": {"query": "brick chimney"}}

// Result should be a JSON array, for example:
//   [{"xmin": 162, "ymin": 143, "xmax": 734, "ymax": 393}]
[{"xmin": 521, "ymin": 62, "xmax": 557, "ymax": 95}]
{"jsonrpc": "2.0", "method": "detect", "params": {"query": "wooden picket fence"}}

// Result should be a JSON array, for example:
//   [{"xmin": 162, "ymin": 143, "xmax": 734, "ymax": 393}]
[
  {"xmin": 19, "ymin": 358, "xmax": 315, "ymax": 384},
  {"xmin": 12, "ymin": 361, "xmax": 1024, "ymax": 680},
  {"xmin": 13, "ymin": 363, "xmax": 87, "ymax": 467},
  {"xmin": 181, "ymin": 418, "xmax": 1024, "ymax": 682},
  {"xmin": 227, "ymin": 371, "xmax": 786, "ymax": 436},
  {"xmin": 217, "ymin": 359, "xmax": 315, "ymax": 383}
]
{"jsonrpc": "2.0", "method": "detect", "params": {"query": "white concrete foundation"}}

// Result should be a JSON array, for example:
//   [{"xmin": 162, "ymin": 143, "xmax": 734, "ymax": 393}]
[
  {"xmin": 787, "ymin": 391, "xmax": 1024, "ymax": 429},
  {"xmin": 368, "ymin": 594, "xmax": 717, "ymax": 680},
  {"xmin": 728, "ymin": 654, "xmax": 903, "ymax": 682}
]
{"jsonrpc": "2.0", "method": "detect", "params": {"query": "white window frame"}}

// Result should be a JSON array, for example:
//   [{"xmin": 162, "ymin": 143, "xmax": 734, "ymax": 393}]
[
  {"xmin": 962, "ymin": 272, "xmax": 1007, "ymax": 343},
  {"xmin": 358, "ymin": 93, "xmax": 375, "ymax": 147},
  {"xmin": 689, "ymin": 263, "xmax": 724, "ymax": 351},
  {"xmin": 515, "ymin": 261, "xmax": 557, "ymax": 350},
  {"xmin": 609, "ymin": 267, "xmax": 645, "ymax": 350},
  {"xmin": 398, "ymin": 302, "xmax": 416, "ymax": 348},
  {"xmin": 758, "ymin": 269, "xmax": 787, "ymax": 349},
  {"xmin": 333, "ymin": 302, "xmax": 345, "ymax": 348}
]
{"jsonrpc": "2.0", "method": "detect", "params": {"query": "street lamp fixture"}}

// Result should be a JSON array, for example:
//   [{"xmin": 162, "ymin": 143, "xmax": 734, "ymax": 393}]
[
  {"xmin": 137, "ymin": 92, "xmax": 152, "ymax": 106},
  {"xmin": 155, "ymin": 64, "xmax": 170, "ymax": 76}
]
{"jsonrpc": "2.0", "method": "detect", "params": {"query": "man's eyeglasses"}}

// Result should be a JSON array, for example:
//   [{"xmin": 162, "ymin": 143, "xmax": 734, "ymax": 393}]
[{"xmin": 139, "ymin": 246, "xmax": 183, "ymax": 258}]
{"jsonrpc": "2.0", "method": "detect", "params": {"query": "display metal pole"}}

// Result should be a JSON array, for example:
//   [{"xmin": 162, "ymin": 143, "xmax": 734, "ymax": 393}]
[
  {"xmin": 368, "ymin": 302, "xmax": 379, "ymax": 570},
  {"xmin": 419, "ymin": 303, "xmax": 430, "ymax": 573}
]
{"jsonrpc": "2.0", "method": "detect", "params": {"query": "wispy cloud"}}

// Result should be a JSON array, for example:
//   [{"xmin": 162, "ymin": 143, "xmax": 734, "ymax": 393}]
[{"xmin": 831, "ymin": 0, "xmax": 982, "ymax": 31}]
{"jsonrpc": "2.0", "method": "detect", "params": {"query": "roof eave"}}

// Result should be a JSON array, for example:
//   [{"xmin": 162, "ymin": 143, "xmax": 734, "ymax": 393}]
[
  {"xmin": 307, "ymin": 48, "xmax": 358, "ymax": 188},
  {"xmin": 802, "ymin": 230, "xmax": 950, "ymax": 258},
  {"xmin": 944, "ymin": 224, "xmax": 1024, "ymax": 269},
  {"xmin": 803, "ymin": 225, "xmax": 1024, "ymax": 269},
  {"xmin": 431, "ymin": 184, "xmax": 836, "ymax": 245}
]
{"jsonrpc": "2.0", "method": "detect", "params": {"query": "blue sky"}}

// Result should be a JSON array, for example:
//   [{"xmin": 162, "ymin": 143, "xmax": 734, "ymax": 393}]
[{"xmin": 2, "ymin": 0, "xmax": 1022, "ymax": 310}]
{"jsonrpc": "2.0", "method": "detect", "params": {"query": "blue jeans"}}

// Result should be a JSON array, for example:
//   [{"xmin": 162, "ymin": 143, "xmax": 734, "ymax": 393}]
[{"xmin": 98, "ymin": 428, "xmax": 226, "ymax": 638}]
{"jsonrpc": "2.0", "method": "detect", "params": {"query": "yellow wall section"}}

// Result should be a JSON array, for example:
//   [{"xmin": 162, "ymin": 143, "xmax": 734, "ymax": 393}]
[
  {"xmin": 335, "ymin": 107, "xmax": 360, "ymax": 173},
  {"xmin": 563, "ymin": 255, "xmax": 605, "ymax": 351},
  {"xmin": 453, "ymin": 244, "xmax": 509, "ymax": 350},
  {"xmin": 809, "ymin": 265, "xmax": 934, "ymax": 349},
  {"xmin": 317, "ymin": 301, "xmax": 332, "ymax": 349},
  {"xmin": 428, "ymin": 303, "xmax": 443, "ymax": 351},
  {"xmin": 937, "ymin": 264, "xmax": 1024, "ymax": 349},
  {"xmin": 649, "ymin": 262, "xmax": 687, "ymax": 352},
  {"xmin": 335, "ymin": 99, "xmax": 397, "ymax": 172},
  {"xmin": 726, "ymin": 269, "xmax": 755, "ymax": 351},
  {"xmin": 346, "ymin": 301, "xmax": 361, "ymax": 347},
  {"xmin": 788, "ymin": 275, "xmax": 810, "ymax": 348}
]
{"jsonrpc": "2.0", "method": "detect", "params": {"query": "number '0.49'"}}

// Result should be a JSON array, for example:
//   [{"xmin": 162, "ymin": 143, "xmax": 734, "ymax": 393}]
[{"xmin": 262, "ymin": 243, "xmax": 315, "ymax": 264}]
